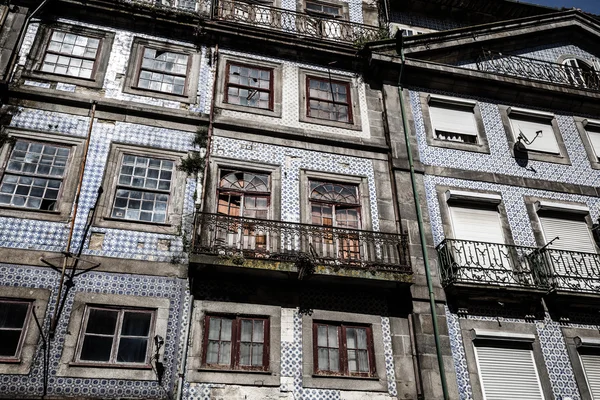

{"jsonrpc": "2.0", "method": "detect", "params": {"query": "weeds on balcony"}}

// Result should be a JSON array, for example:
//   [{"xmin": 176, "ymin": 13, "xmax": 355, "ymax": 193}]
[{"xmin": 352, "ymin": 26, "xmax": 391, "ymax": 49}]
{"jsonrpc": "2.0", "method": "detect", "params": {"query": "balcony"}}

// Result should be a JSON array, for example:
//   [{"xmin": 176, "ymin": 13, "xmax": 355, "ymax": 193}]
[
  {"xmin": 437, "ymin": 239, "xmax": 544, "ymax": 290},
  {"xmin": 213, "ymin": 0, "xmax": 387, "ymax": 45},
  {"xmin": 191, "ymin": 212, "xmax": 411, "ymax": 277},
  {"xmin": 476, "ymin": 49, "xmax": 600, "ymax": 92},
  {"xmin": 535, "ymin": 248, "xmax": 600, "ymax": 295}
]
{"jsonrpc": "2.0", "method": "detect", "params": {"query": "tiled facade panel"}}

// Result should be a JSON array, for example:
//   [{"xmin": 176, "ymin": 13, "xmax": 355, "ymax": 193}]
[
  {"xmin": 219, "ymin": 50, "xmax": 372, "ymax": 139},
  {"xmin": 389, "ymin": 11, "xmax": 463, "ymax": 30},
  {"xmin": 18, "ymin": 20, "xmax": 213, "ymax": 114},
  {"xmin": 211, "ymin": 136, "xmax": 380, "ymax": 230},
  {"xmin": 410, "ymin": 89, "xmax": 600, "ymax": 189},
  {"xmin": 0, "ymin": 264, "xmax": 186, "ymax": 399},
  {"xmin": 446, "ymin": 307, "xmax": 587, "ymax": 400},
  {"xmin": 4, "ymin": 107, "xmax": 197, "ymax": 262},
  {"xmin": 184, "ymin": 310, "xmax": 398, "ymax": 400}
]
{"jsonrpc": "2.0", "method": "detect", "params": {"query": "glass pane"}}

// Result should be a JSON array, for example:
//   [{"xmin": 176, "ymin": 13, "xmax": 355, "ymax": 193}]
[
  {"xmin": 347, "ymin": 349, "xmax": 357, "ymax": 372},
  {"xmin": 85, "ymin": 309, "xmax": 118, "ymax": 335},
  {"xmin": 328, "ymin": 349, "xmax": 339, "ymax": 371},
  {"xmin": 356, "ymin": 328, "xmax": 367, "ymax": 349},
  {"xmin": 219, "ymin": 341, "xmax": 231, "ymax": 364},
  {"xmin": 241, "ymin": 320, "xmax": 252, "ymax": 342},
  {"xmin": 346, "ymin": 328, "xmax": 356, "ymax": 349},
  {"xmin": 253, "ymin": 320, "xmax": 264, "ymax": 343},
  {"xmin": 206, "ymin": 341, "xmax": 220, "ymax": 364},
  {"xmin": 117, "ymin": 338, "xmax": 148, "ymax": 363},
  {"xmin": 252, "ymin": 343, "xmax": 263, "ymax": 366},
  {"xmin": 358, "ymin": 349, "xmax": 369, "ymax": 372},
  {"xmin": 318, "ymin": 348, "xmax": 328, "ymax": 370},
  {"xmin": 317, "ymin": 325, "xmax": 327, "ymax": 347},
  {"xmin": 239, "ymin": 342, "xmax": 251, "ymax": 365},
  {"xmin": 0, "ymin": 330, "xmax": 22, "ymax": 357},
  {"xmin": 221, "ymin": 318, "xmax": 232, "ymax": 341},
  {"xmin": 121, "ymin": 312, "xmax": 151, "ymax": 336},
  {"xmin": 328, "ymin": 326, "xmax": 338, "ymax": 348},
  {"xmin": 0, "ymin": 302, "xmax": 29, "ymax": 328},
  {"xmin": 79, "ymin": 335, "xmax": 113, "ymax": 361}
]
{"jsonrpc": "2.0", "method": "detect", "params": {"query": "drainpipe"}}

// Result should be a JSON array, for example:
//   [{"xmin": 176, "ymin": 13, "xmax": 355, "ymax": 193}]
[
  {"xmin": 396, "ymin": 34, "xmax": 450, "ymax": 400},
  {"xmin": 50, "ymin": 101, "xmax": 96, "ymax": 335}
]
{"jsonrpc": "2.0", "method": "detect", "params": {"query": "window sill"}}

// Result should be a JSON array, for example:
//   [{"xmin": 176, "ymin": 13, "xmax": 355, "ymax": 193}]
[
  {"xmin": 102, "ymin": 217, "xmax": 172, "ymax": 227},
  {"xmin": 95, "ymin": 216, "xmax": 177, "ymax": 234},
  {"xmin": 21, "ymin": 71, "xmax": 103, "ymax": 89},
  {"xmin": 300, "ymin": 116, "xmax": 362, "ymax": 131},
  {"xmin": 69, "ymin": 361, "xmax": 153, "ymax": 370},
  {"xmin": 218, "ymin": 102, "xmax": 281, "ymax": 118},
  {"xmin": 123, "ymin": 84, "xmax": 195, "ymax": 104},
  {"xmin": 198, "ymin": 367, "xmax": 272, "ymax": 375},
  {"xmin": 0, "ymin": 358, "xmax": 21, "ymax": 364},
  {"xmin": 312, "ymin": 373, "xmax": 379, "ymax": 380},
  {"xmin": 0, "ymin": 205, "xmax": 67, "ymax": 222}
]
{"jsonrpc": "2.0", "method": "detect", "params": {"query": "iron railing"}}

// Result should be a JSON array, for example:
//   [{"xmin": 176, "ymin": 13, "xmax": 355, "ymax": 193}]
[
  {"xmin": 193, "ymin": 212, "xmax": 411, "ymax": 273},
  {"xmin": 122, "ymin": 0, "xmax": 210, "ymax": 13},
  {"xmin": 476, "ymin": 49, "xmax": 600, "ymax": 91},
  {"xmin": 534, "ymin": 248, "xmax": 600, "ymax": 294},
  {"xmin": 213, "ymin": 0, "xmax": 386, "ymax": 45},
  {"xmin": 437, "ymin": 239, "xmax": 544, "ymax": 289}
]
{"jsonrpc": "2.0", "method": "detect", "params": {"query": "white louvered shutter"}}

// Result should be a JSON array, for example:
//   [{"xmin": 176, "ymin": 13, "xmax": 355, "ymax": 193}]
[
  {"xmin": 510, "ymin": 117, "xmax": 559, "ymax": 154},
  {"xmin": 587, "ymin": 127, "xmax": 600, "ymax": 160},
  {"xmin": 580, "ymin": 353, "xmax": 600, "ymax": 399},
  {"xmin": 449, "ymin": 206, "xmax": 504, "ymax": 244},
  {"xmin": 474, "ymin": 345, "xmax": 545, "ymax": 400},
  {"xmin": 430, "ymin": 104, "xmax": 478, "ymax": 137},
  {"xmin": 539, "ymin": 216, "xmax": 596, "ymax": 254}
]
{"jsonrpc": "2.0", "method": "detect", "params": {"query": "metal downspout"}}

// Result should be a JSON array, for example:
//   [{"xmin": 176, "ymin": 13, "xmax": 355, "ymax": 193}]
[{"xmin": 396, "ymin": 36, "xmax": 450, "ymax": 400}]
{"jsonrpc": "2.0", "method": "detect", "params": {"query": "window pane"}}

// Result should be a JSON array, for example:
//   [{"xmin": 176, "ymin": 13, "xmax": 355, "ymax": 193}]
[
  {"xmin": 0, "ymin": 302, "xmax": 29, "ymax": 328},
  {"xmin": 138, "ymin": 48, "xmax": 188, "ymax": 94},
  {"xmin": 85, "ymin": 309, "xmax": 118, "ymax": 335},
  {"xmin": 117, "ymin": 338, "xmax": 148, "ymax": 363},
  {"xmin": 317, "ymin": 325, "xmax": 328, "ymax": 347},
  {"xmin": 252, "ymin": 343, "xmax": 263, "ymax": 366},
  {"xmin": 241, "ymin": 319, "xmax": 252, "ymax": 342},
  {"xmin": 206, "ymin": 341, "xmax": 220, "ymax": 364},
  {"xmin": 356, "ymin": 328, "xmax": 367, "ymax": 349},
  {"xmin": 348, "ymin": 349, "xmax": 357, "ymax": 372},
  {"xmin": 208, "ymin": 318, "xmax": 222, "ymax": 340},
  {"xmin": 318, "ymin": 348, "xmax": 329, "ymax": 370},
  {"xmin": 79, "ymin": 335, "xmax": 113, "ymax": 361},
  {"xmin": 121, "ymin": 312, "xmax": 151, "ymax": 336},
  {"xmin": 357, "ymin": 349, "xmax": 369, "ymax": 372},
  {"xmin": 253, "ymin": 320, "xmax": 264, "ymax": 343},
  {"xmin": 240, "ymin": 342, "xmax": 251, "ymax": 365},
  {"xmin": 328, "ymin": 348, "xmax": 339, "ymax": 371},
  {"xmin": 0, "ymin": 330, "xmax": 22, "ymax": 357},
  {"xmin": 219, "ymin": 341, "xmax": 231, "ymax": 364},
  {"xmin": 346, "ymin": 327, "xmax": 356, "ymax": 349},
  {"xmin": 221, "ymin": 318, "xmax": 232, "ymax": 341},
  {"xmin": 328, "ymin": 326, "xmax": 338, "ymax": 348}
]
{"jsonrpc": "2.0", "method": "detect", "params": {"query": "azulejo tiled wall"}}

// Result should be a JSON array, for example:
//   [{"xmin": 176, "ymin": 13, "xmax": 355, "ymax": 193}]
[
  {"xmin": 410, "ymin": 89, "xmax": 600, "ymax": 189},
  {"xmin": 218, "ymin": 49, "xmax": 372, "ymax": 139},
  {"xmin": 211, "ymin": 136, "xmax": 380, "ymax": 231},
  {"xmin": 5, "ymin": 107, "xmax": 197, "ymax": 262},
  {"xmin": 17, "ymin": 19, "xmax": 213, "ymax": 114},
  {"xmin": 0, "ymin": 264, "xmax": 186, "ymax": 399},
  {"xmin": 184, "ymin": 309, "xmax": 398, "ymax": 400}
]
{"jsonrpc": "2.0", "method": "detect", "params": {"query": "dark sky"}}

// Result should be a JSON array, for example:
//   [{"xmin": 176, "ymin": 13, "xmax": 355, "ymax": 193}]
[{"xmin": 519, "ymin": 0, "xmax": 600, "ymax": 14}]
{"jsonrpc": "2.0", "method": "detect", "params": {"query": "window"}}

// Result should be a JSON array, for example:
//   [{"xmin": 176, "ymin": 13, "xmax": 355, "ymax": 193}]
[
  {"xmin": 225, "ymin": 62, "xmax": 273, "ymax": 110},
  {"xmin": 0, "ymin": 300, "xmax": 32, "ymax": 361},
  {"xmin": 25, "ymin": 24, "xmax": 114, "ymax": 88},
  {"xmin": 585, "ymin": 122, "xmax": 600, "ymax": 161},
  {"xmin": 474, "ymin": 342, "xmax": 545, "ymax": 400},
  {"xmin": 202, "ymin": 315, "xmax": 269, "ymax": 371},
  {"xmin": 123, "ymin": 38, "xmax": 200, "ymax": 103},
  {"xmin": 579, "ymin": 348, "xmax": 600, "ymax": 399},
  {"xmin": 215, "ymin": 169, "xmax": 270, "ymax": 251},
  {"xmin": 0, "ymin": 140, "xmax": 70, "ymax": 211},
  {"xmin": 305, "ymin": 1, "xmax": 341, "ymax": 17},
  {"xmin": 136, "ymin": 47, "xmax": 189, "ymax": 95},
  {"xmin": 303, "ymin": 0, "xmax": 345, "ymax": 39},
  {"xmin": 309, "ymin": 180, "xmax": 361, "ymax": 260},
  {"xmin": 306, "ymin": 76, "xmax": 352, "ymax": 123},
  {"xmin": 428, "ymin": 96, "xmax": 478, "ymax": 144},
  {"xmin": 508, "ymin": 108, "xmax": 560, "ymax": 154},
  {"xmin": 40, "ymin": 30, "xmax": 100, "ymax": 79},
  {"xmin": 111, "ymin": 154, "xmax": 174, "ymax": 223},
  {"xmin": 75, "ymin": 306, "xmax": 154, "ymax": 365},
  {"xmin": 313, "ymin": 322, "xmax": 374, "ymax": 376},
  {"xmin": 562, "ymin": 58, "xmax": 597, "ymax": 88}
]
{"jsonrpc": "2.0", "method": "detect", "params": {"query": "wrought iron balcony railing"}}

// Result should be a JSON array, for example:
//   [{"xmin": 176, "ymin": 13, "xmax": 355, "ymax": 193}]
[
  {"xmin": 476, "ymin": 49, "xmax": 600, "ymax": 91},
  {"xmin": 534, "ymin": 248, "xmax": 600, "ymax": 294},
  {"xmin": 213, "ymin": 0, "xmax": 387, "ymax": 45},
  {"xmin": 123, "ymin": 0, "xmax": 210, "ymax": 14},
  {"xmin": 193, "ymin": 212, "xmax": 411, "ymax": 273},
  {"xmin": 437, "ymin": 239, "xmax": 545, "ymax": 289}
]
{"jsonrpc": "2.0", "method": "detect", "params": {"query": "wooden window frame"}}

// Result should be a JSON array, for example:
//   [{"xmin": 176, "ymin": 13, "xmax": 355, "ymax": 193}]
[
  {"xmin": 312, "ymin": 321, "xmax": 375, "ymax": 377},
  {"xmin": 201, "ymin": 314, "xmax": 270, "ymax": 372},
  {"xmin": 73, "ymin": 306, "xmax": 156, "ymax": 368},
  {"xmin": 306, "ymin": 76, "xmax": 353, "ymax": 124},
  {"xmin": 224, "ymin": 62, "xmax": 275, "ymax": 111},
  {"xmin": 216, "ymin": 168, "xmax": 272, "ymax": 217},
  {"xmin": 132, "ymin": 45, "xmax": 192, "ymax": 97},
  {"xmin": 39, "ymin": 29, "xmax": 103, "ymax": 81},
  {"xmin": 0, "ymin": 299, "xmax": 33, "ymax": 363}
]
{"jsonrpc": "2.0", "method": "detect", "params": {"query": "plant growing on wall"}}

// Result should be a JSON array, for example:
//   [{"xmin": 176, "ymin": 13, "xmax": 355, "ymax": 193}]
[{"xmin": 0, "ymin": 105, "xmax": 20, "ymax": 148}]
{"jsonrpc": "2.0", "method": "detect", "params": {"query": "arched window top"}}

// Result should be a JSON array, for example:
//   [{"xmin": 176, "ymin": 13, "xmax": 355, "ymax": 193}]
[
  {"xmin": 562, "ymin": 57, "xmax": 595, "ymax": 72},
  {"xmin": 219, "ymin": 170, "xmax": 269, "ymax": 192},
  {"xmin": 309, "ymin": 181, "xmax": 359, "ymax": 204}
]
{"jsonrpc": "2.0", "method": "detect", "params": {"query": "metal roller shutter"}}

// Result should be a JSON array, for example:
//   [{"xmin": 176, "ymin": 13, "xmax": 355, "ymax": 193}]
[
  {"xmin": 430, "ymin": 104, "xmax": 478, "ymax": 137},
  {"xmin": 539, "ymin": 216, "xmax": 596, "ymax": 254},
  {"xmin": 449, "ymin": 205, "xmax": 505, "ymax": 244},
  {"xmin": 474, "ymin": 345, "xmax": 545, "ymax": 400},
  {"xmin": 581, "ymin": 353, "xmax": 600, "ymax": 399}
]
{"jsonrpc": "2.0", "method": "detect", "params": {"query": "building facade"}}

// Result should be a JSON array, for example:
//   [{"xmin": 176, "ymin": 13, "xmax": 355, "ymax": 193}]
[{"xmin": 1, "ymin": 0, "xmax": 600, "ymax": 399}]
